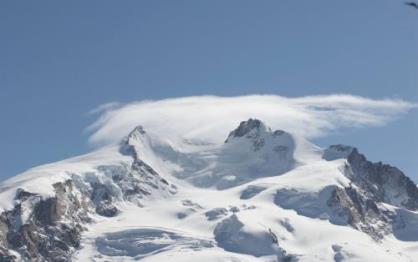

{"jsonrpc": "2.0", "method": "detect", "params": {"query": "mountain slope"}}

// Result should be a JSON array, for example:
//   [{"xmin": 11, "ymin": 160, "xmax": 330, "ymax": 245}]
[{"xmin": 1, "ymin": 119, "xmax": 418, "ymax": 261}]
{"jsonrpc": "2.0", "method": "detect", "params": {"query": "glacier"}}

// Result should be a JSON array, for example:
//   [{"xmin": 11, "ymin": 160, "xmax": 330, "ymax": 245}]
[{"xmin": 0, "ymin": 119, "xmax": 418, "ymax": 261}]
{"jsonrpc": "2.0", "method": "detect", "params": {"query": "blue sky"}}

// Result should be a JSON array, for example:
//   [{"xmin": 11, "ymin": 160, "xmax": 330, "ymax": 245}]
[{"xmin": 0, "ymin": 0, "xmax": 417, "ymax": 181}]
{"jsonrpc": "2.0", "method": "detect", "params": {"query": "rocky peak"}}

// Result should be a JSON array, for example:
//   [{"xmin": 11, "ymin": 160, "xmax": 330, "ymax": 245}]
[
  {"xmin": 120, "ymin": 125, "xmax": 149, "ymax": 158},
  {"xmin": 323, "ymin": 144, "xmax": 359, "ymax": 161},
  {"xmin": 225, "ymin": 119, "xmax": 269, "ymax": 142},
  {"xmin": 126, "ymin": 125, "xmax": 146, "ymax": 142},
  {"xmin": 223, "ymin": 119, "xmax": 295, "ymax": 156},
  {"xmin": 323, "ymin": 144, "xmax": 418, "ymax": 211}
]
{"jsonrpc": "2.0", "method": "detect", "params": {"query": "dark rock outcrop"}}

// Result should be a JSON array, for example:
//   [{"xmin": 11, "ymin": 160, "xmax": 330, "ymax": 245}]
[
  {"xmin": 326, "ymin": 186, "xmax": 394, "ymax": 240},
  {"xmin": 0, "ymin": 126, "xmax": 177, "ymax": 261},
  {"xmin": 324, "ymin": 145, "xmax": 418, "ymax": 211},
  {"xmin": 272, "ymin": 144, "xmax": 418, "ymax": 240},
  {"xmin": 274, "ymin": 183, "xmax": 413, "ymax": 241},
  {"xmin": 0, "ymin": 180, "xmax": 88, "ymax": 261},
  {"xmin": 226, "ymin": 119, "xmax": 267, "ymax": 140}
]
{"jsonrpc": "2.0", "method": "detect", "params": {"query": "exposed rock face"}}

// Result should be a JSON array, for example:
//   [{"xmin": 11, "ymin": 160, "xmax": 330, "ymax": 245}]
[
  {"xmin": 274, "ymin": 184, "xmax": 402, "ymax": 240},
  {"xmin": 225, "ymin": 119, "xmax": 268, "ymax": 152},
  {"xmin": 225, "ymin": 119, "xmax": 294, "ymax": 153},
  {"xmin": 226, "ymin": 119, "xmax": 268, "ymax": 140},
  {"xmin": 240, "ymin": 185, "xmax": 267, "ymax": 200},
  {"xmin": 0, "ymin": 128, "xmax": 176, "ymax": 261},
  {"xmin": 0, "ymin": 181, "xmax": 88, "ymax": 261},
  {"xmin": 326, "ymin": 186, "xmax": 394, "ymax": 240},
  {"xmin": 321, "ymin": 145, "xmax": 418, "ymax": 239},
  {"xmin": 324, "ymin": 145, "xmax": 418, "ymax": 210}
]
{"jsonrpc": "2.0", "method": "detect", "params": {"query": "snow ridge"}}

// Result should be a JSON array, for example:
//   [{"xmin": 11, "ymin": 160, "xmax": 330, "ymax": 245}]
[{"xmin": 0, "ymin": 119, "xmax": 418, "ymax": 262}]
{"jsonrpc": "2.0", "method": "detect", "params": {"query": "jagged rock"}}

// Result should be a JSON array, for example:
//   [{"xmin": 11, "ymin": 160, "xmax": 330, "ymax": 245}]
[
  {"xmin": 274, "ymin": 184, "xmax": 399, "ymax": 240},
  {"xmin": 226, "ymin": 119, "xmax": 268, "ymax": 140},
  {"xmin": 14, "ymin": 189, "xmax": 37, "ymax": 202},
  {"xmin": 1, "ymin": 180, "xmax": 87, "ymax": 261},
  {"xmin": 327, "ymin": 186, "xmax": 392, "ymax": 240},
  {"xmin": 95, "ymin": 202, "xmax": 118, "ymax": 217},
  {"xmin": 0, "ymin": 247, "xmax": 17, "ymax": 261},
  {"xmin": 0, "ymin": 149, "xmax": 175, "ymax": 261},
  {"xmin": 225, "ymin": 119, "xmax": 271, "ymax": 151},
  {"xmin": 324, "ymin": 145, "xmax": 418, "ymax": 211}
]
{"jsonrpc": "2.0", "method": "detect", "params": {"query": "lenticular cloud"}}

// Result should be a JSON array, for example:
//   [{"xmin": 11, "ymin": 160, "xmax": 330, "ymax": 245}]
[{"xmin": 87, "ymin": 95, "xmax": 416, "ymax": 145}]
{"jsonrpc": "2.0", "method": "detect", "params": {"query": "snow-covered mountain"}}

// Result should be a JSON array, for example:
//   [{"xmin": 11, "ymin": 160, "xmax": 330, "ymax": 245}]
[{"xmin": 1, "ymin": 119, "xmax": 418, "ymax": 261}]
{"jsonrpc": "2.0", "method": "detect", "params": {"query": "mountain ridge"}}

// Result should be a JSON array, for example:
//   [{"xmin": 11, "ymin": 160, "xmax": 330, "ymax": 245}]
[{"xmin": 0, "ymin": 119, "xmax": 417, "ymax": 261}]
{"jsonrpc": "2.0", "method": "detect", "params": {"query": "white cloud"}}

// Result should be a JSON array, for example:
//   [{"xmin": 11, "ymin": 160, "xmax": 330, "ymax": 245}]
[
  {"xmin": 88, "ymin": 102, "xmax": 121, "ymax": 115},
  {"xmin": 87, "ymin": 94, "xmax": 416, "ymax": 145}
]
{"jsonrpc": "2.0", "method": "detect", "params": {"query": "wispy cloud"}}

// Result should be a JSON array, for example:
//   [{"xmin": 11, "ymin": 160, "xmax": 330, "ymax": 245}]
[
  {"xmin": 88, "ymin": 102, "xmax": 121, "ymax": 115},
  {"xmin": 87, "ymin": 95, "xmax": 416, "ymax": 145}
]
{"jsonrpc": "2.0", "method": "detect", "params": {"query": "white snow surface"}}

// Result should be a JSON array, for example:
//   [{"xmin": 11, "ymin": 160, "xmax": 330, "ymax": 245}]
[
  {"xmin": 0, "ymin": 145, "xmax": 131, "ymax": 212},
  {"xmin": 1, "ymin": 120, "xmax": 418, "ymax": 261}
]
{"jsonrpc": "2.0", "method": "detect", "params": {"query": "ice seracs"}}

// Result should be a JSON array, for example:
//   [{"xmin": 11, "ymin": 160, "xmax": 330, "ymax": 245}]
[{"xmin": 1, "ymin": 119, "xmax": 418, "ymax": 261}]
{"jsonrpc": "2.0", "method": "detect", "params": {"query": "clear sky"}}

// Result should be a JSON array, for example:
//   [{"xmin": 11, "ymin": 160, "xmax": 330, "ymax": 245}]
[{"xmin": 1, "ymin": 0, "xmax": 417, "ymax": 181}]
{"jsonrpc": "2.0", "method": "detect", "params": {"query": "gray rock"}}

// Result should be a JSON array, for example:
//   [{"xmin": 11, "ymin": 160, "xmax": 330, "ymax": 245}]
[
  {"xmin": 226, "ymin": 119, "xmax": 267, "ymax": 139},
  {"xmin": 96, "ymin": 202, "xmax": 119, "ymax": 217},
  {"xmin": 1, "ymin": 180, "xmax": 86, "ymax": 261},
  {"xmin": 0, "ymin": 126, "xmax": 178, "ymax": 261},
  {"xmin": 324, "ymin": 145, "xmax": 418, "ymax": 210},
  {"xmin": 240, "ymin": 185, "xmax": 267, "ymax": 200},
  {"xmin": 205, "ymin": 208, "xmax": 228, "ymax": 221}
]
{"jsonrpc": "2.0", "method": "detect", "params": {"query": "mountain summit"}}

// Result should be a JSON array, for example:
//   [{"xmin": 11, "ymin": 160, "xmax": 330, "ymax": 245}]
[
  {"xmin": 226, "ymin": 118, "xmax": 269, "ymax": 140},
  {"xmin": 0, "ymin": 119, "xmax": 418, "ymax": 261}
]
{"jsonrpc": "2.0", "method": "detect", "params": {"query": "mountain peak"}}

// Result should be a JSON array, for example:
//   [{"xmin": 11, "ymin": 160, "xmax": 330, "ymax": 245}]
[
  {"xmin": 120, "ymin": 125, "xmax": 149, "ymax": 156},
  {"xmin": 2, "ymin": 119, "xmax": 418, "ymax": 261},
  {"xmin": 323, "ymin": 144, "xmax": 358, "ymax": 161},
  {"xmin": 225, "ymin": 118, "xmax": 269, "ymax": 142},
  {"xmin": 124, "ymin": 125, "xmax": 148, "ymax": 146},
  {"xmin": 127, "ymin": 125, "xmax": 146, "ymax": 139}
]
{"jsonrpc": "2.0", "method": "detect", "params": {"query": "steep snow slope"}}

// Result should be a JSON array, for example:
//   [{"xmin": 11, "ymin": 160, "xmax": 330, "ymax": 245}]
[
  {"xmin": 124, "ymin": 119, "xmax": 322, "ymax": 190},
  {"xmin": 1, "ymin": 119, "xmax": 418, "ymax": 261}
]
